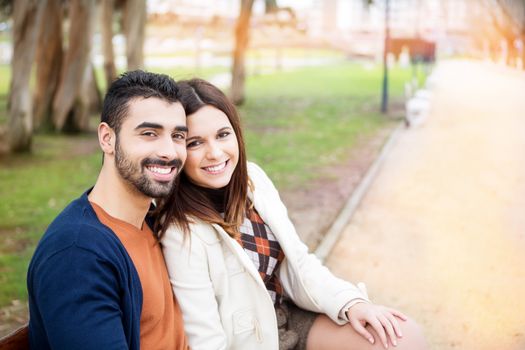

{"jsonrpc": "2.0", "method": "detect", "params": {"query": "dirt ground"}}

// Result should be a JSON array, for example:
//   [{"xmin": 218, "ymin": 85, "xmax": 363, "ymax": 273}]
[{"xmin": 326, "ymin": 60, "xmax": 525, "ymax": 350}]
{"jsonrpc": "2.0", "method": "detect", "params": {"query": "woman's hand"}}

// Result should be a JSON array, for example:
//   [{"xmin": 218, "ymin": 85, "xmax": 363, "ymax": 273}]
[{"xmin": 346, "ymin": 302, "xmax": 408, "ymax": 349}]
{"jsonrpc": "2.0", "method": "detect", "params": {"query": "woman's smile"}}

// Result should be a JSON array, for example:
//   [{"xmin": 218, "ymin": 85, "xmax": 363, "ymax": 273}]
[{"xmin": 201, "ymin": 160, "xmax": 229, "ymax": 174}]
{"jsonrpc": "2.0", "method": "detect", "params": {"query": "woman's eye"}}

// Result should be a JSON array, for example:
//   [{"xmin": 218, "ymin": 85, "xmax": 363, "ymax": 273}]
[
  {"xmin": 186, "ymin": 140, "xmax": 202, "ymax": 148},
  {"xmin": 218, "ymin": 132, "xmax": 230, "ymax": 139}
]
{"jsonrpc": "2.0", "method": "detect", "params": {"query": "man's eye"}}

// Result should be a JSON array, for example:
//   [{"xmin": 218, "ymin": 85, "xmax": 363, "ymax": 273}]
[
  {"xmin": 142, "ymin": 131, "xmax": 157, "ymax": 137},
  {"xmin": 172, "ymin": 133, "xmax": 186, "ymax": 140}
]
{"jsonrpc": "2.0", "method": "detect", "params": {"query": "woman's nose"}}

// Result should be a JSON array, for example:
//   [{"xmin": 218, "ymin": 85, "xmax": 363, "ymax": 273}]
[{"xmin": 206, "ymin": 142, "xmax": 223, "ymax": 160}]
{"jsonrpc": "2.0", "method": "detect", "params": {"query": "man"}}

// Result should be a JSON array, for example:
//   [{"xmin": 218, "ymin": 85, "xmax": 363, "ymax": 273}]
[{"xmin": 27, "ymin": 71, "xmax": 189, "ymax": 349}]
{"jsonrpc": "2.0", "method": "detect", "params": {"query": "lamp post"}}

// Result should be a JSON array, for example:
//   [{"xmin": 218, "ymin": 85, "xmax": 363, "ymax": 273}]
[{"xmin": 381, "ymin": 0, "xmax": 390, "ymax": 113}]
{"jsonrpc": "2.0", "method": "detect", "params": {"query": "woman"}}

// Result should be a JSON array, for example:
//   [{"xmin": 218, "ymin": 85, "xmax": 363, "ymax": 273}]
[{"xmin": 157, "ymin": 78, "xmax": 427, "ymax": 350}]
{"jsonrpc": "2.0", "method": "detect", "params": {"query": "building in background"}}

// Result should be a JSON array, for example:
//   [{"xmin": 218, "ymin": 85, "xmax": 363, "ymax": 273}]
[{"xmin": 89, "ymin": 0, "xmax": 515, "ymax": 70}]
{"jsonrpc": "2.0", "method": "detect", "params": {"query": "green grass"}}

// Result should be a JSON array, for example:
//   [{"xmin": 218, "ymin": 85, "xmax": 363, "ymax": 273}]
[
  {"xmin": 0, "ymin": 64, "xmax": 9, "ymax": 93},
  {"xmin": 0, "ymin": 64, "xmax": 9, "ymax": 125},
  {"xmin": 0, "ymin": 61, "xmax": 411, "ymax": 311},
  {"xmin": 239, "ymin": 62, "xmax": 409, "ymax": 186},
  {"xmin": 0, "ymin": 134, "xmax": 101, "ymax": 305},
  {"xmin": 246, "ymin": 48, "xmax": 345, "ymax": 59}
]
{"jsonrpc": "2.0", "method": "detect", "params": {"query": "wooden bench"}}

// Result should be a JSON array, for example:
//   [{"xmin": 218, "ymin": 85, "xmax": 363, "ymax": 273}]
[{"xmin": 0, "ymin": 325, "xmax": 29, "ymax": 350}]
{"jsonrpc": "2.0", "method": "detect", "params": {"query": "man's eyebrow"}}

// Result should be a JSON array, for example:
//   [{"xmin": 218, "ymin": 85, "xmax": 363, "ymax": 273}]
[
  {"xmin": 175, "ymin": 125, "xmax": 189, "ymax": 132},
  {"xmin": 135, "ymin": 122, "xmax": 163, "ymax": 130},
  {"xmin": 134, "ymin": 123, "xmax": 188, "ymax": 133}
]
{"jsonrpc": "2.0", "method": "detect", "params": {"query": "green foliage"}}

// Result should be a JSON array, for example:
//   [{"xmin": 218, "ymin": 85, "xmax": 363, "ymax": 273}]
[{"xmin": 0, "ymin": 0, "xmax": 12, "ymax": 19}]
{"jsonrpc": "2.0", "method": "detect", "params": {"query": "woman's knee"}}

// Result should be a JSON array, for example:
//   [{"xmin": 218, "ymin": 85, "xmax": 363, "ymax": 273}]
[
  {"xmin": 306, "ymin": 314, "xmax": 428, "ymax": 350},
  {"xmin": 393, "ymin": 317, "xmax": 428, "ymax": 350}
]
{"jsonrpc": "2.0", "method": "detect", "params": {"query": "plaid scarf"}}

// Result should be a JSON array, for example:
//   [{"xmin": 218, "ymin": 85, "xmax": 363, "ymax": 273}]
[{"xmin": 237, "ymin": 208, "xmax": 285, "ymax": 305}]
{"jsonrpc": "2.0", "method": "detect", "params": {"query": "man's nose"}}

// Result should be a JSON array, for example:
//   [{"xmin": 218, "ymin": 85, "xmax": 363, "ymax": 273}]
[{"xmin": 157, "ymin": 135, "xmax": 179, "ymax": 160}]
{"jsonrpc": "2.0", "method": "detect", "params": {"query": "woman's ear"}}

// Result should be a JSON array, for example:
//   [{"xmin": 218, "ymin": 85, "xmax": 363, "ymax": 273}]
[{"xmin": 98, "ymin": 122, "xmax": 116, "ymax": 155}]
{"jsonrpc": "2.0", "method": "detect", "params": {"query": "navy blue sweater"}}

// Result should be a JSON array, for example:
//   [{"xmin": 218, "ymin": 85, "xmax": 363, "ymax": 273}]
[{"xmin": 27, "ymin": 191, "xmax": 143, "ymax": 349}]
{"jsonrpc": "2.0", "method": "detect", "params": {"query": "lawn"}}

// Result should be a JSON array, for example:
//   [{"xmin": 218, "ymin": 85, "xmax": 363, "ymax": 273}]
[
  {"xmin": 240, "ymin": 63, "xmax": 410, "ymax": 186},
  {"xmin": 0, "ymin": 61, "xmax": 411, "ymax": 320},
  {"xmin": 0, "ymin": 134, "xmax": 101, "ymax": 307},
  {"xmin": 0, "ymin": 64, "xmax": 9, "ymax": 125}
]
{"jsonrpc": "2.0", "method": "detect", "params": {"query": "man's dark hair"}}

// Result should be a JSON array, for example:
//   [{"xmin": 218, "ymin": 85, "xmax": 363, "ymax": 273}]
[{"xmin": 101, "ymin": 70, "xmax": 180, "ymax": 134}]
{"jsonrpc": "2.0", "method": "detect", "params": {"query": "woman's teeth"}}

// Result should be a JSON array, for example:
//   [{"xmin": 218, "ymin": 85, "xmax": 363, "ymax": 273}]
[{"xmin": 203, "ymin": 162, "xmax": 226, "ymax": 172}]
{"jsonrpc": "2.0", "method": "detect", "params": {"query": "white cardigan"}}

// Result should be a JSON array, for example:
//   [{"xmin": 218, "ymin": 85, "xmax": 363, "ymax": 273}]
[{"xmin": 162, "ymin": 162, "xmax": 369, "ymax": 350}]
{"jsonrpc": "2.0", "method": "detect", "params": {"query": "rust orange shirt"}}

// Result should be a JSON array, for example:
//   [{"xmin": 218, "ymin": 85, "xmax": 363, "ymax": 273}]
[{"xmin": 91, "ymin": 202, "xmax": 189, "ymax": 350}]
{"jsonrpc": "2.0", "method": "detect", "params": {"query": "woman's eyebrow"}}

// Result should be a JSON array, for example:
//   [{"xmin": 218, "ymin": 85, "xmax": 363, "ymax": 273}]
[
  {"xmin": 186, "ymin": 135, "xmax": 202, "ymax": 142},
  {"xmin": 217, "ymin": 126, "xmax": 232, "ymax": 133},
  {"xmin": 186, "ymin": 127, "xmax": 232, "ymax": 141}
]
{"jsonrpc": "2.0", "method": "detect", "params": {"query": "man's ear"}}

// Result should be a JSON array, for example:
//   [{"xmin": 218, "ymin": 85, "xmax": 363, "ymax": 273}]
[{"xmin": 98, "ymin": 122, "xmax": 116, "ymax": 155}]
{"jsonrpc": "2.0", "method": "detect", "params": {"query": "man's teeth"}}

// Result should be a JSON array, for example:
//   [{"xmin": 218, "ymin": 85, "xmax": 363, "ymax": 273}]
[
  {"xmin": 204, "ymin": 162, "xmax": 226, "ymax": 172},
  {"xmin": 148, "ymin": 166, "xmax": 171, "ymax": 174}
]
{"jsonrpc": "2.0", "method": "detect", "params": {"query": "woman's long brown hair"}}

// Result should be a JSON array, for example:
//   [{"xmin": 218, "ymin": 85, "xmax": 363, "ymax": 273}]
[{"xmin": 155, "ymin": 78, "xmax": 249, "ymax": 239}]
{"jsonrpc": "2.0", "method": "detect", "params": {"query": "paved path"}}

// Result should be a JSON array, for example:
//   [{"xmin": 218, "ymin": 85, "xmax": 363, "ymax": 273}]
[{"xmin": 325, "ymin": 60, "xmax": 525, "ymax": 350}]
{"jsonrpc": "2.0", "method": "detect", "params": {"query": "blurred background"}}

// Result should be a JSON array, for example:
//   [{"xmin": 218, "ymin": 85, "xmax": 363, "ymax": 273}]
[{"xmin": 1, "ymin": 0, "xmax": 524, "ymax": 347}]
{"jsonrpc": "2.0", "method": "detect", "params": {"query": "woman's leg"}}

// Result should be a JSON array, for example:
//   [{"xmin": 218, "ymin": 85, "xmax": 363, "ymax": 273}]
[{"xmin": 306, "ymin": 314, "xmax": 428, "ymax": 350}]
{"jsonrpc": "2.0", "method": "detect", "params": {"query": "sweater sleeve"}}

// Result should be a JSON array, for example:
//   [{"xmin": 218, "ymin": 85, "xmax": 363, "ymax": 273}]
[{"xmin": 28, "ymin": 244, "xmax": 129, "ymax": 350}]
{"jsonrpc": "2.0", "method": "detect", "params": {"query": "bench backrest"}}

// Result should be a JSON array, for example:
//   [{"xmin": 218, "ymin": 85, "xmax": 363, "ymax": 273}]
[{"xmin": 0, "ymin": 325, "xmax": 29, "ymax": 350}]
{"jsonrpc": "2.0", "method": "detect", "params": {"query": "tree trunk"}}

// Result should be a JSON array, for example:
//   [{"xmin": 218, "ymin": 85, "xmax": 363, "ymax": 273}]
[
  {"xmin": 231, "ymin": 0, "xmax": 255, "ymax": 105},
  {"xmin": 123, "ymin": 0, "xmax": 146, "ymax": 70},
  {"xmin": 101, "ymin": 0, "xmax": 117, "ymax": 88},
  {"xmin": 52, "ymin": 0, "xmax": 96, "ymax": 132},
  {"xmin": 34, "ymin": 0, "xmax": 63, "ymax": 131},
  {"xmin": 522, "ymin": 34, "xmax": 525, "ymax": 70},
  {"xmin": 73, "ymin": 62, "xmax": 101, "ymax": 131},
  {"xmin": 7, "ymin": 0, "xmax": 47, "ymax": 152},
  {"xmin": 87, "ymin": 63, "xmax": 102, "ymax": 113},
  {"xmin": 264, "ymin": 0, "xmax": 278, "ymax": 13}
]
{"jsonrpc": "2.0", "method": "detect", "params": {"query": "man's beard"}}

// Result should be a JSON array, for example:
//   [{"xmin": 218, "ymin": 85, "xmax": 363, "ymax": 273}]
[{"xmin": 114, "ymin": 140, "xmax": 183, "ymax": 198}]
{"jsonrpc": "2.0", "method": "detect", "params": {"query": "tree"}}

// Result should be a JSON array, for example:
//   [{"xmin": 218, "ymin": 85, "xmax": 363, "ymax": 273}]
[
  {"xmin": 482, "ymin": 0, "xmax": 525, "ymax": 68},
  {"xmin": 52, "ymin": 0, "xmax": 97, "ymax": 131},
  {"xmin": 381, "ymin": 0, "xmax": 390, "ymax": 113},
  {"xmin": 231, "ymin": 0, "xmax": 255, "ymax": 105},
  {"xmin": 7, "ymin": 0, "xmax": 46, "ymax": 152},
  {"xmin": 101, "ymin": 0, "xmax": 118, "ymax": 87},
  {"xmin": 264, "ymin": 0, "xmax": 278, "ymax": 13},
  {"xmin": 123, "ymin": 0, "xmax": 146, "ymax": 70},
  {"xmin": 34, "ymin": 0, "xmax": 63, "ymax": 130},
  {"xmin": 493, "ymin": 0, "xmax": 525, "ymax": 68}
]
